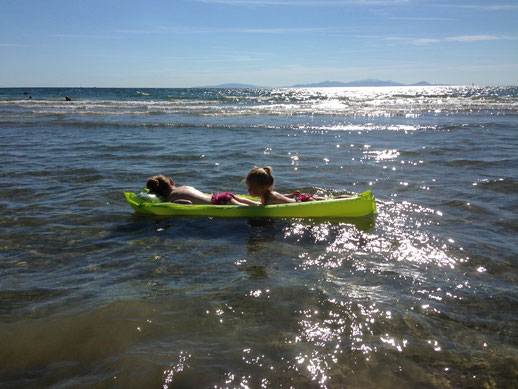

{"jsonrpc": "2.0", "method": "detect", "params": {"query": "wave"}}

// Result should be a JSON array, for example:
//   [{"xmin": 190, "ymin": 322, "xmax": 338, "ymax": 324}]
[
  {"xmin": 1, "ymin": 86, "xmax": 517, "ymax": 119},
  {"xmin": 441, "ymin": 200, "xmax": 490, "ymax": 214},
  {"xmin": 2, "ymin": 106, "xmax": 514, "ymax": 119},
  {"xmin": 0, "ymin": 117, "xmax": 441, "ymax": 133},
  {"xmin": 0, "ymin": 120, "xmax": 288, "ymax": 130},
  {"xmin": 473, "ymin": 178, "xmax": 518, "ymax": 194}
]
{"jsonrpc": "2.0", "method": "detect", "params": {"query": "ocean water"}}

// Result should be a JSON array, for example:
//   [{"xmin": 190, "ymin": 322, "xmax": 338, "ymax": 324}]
[{"xmin": 0, "ymin": 86, "xmax": 517, "ymax": 388}]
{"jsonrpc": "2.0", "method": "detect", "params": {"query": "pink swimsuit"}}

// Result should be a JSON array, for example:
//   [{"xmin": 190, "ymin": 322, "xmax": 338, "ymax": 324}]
[{"xmin": 211, "ymin": 192, "xmax": 236, "ymax": 205}]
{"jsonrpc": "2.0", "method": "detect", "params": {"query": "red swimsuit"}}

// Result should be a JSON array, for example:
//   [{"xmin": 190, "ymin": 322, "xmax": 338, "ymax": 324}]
[
  {"xmin": 296, "ymin": 193, "xmax": 313, "ymax": 202},
  {"xmin": 211, "ymin": 192, "xmax": 236, "ymax": 205}
]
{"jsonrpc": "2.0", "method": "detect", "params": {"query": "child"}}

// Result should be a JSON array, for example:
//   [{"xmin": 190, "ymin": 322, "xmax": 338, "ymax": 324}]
[
  {"xmin": 146, "ymin": 175, "xmax": 258, "ymax": 206},
  {"xmin": 244, "ymin": 166, "xmax": 322, "ymax": 205},
  {"xmin": 245, "ymin": 166, "xmax": 355, "ymax": 205}
]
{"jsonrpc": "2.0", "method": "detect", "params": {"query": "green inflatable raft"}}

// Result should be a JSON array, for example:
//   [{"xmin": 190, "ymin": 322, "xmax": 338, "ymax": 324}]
[{"xmin": 124, "ymin": 190, "xmax": 376, "ymax": 218}]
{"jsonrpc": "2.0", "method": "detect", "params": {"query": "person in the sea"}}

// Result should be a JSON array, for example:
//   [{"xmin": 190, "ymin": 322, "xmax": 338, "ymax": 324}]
[
  {"xmin": 146, "ymin": 174, "xmax": 258, "ymax": 206},
  {"xmin": 245, "ymin": 166, "xmax": 354, "ymax": 205},
  {"xmin": 245, "ymin": 166, "xmax": 320, "ymax": 205}
]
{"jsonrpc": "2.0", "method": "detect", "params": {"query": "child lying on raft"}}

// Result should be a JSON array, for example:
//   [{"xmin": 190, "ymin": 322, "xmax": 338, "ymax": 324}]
[
  {"xmin": 147, "ymin": 175, "xmax": 257, "ymax": 206},
  {"xmin": 245, "ymin": 166, "xmax": 355, "ymax": 205}
]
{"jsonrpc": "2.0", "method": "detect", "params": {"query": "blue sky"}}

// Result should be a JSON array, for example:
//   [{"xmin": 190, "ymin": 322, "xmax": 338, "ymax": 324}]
[{"xmin": 1, "ymin": 0, "xmax": 517, "ymax": 87}]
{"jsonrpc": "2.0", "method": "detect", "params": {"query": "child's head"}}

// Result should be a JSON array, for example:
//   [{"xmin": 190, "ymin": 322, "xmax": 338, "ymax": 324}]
[
  {"xmin": 146, "ymin": 174, "xmax": 174, "ymax": 198},
  {"xmin": 245, "ymin": 166, "xmax": 274, "ymax": 196}
]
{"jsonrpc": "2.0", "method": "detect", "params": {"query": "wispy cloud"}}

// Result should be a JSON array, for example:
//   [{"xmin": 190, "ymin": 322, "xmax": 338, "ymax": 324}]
[
  {"xmin": 112, "ymin": 28, "xmax": 163, "ymax": 35},
  {"xmin": 218, "ymin": 27, "xmax": 337, "ymax": 33},
  {"xmin": 448, "ymin": 63, "xmax": 518, "ymax": 72},
  {"xmin": 388, "ymin": 16, "xmax": 456, "ymax": 21},
  {"xmin": 115, "ymin": 25, "xmax": 353, "ymax": 35},
  {"xmin": 447, "ymin": 4, "xmax": 518, "ymax": 11},
  {"xmin": 385, "ymin": 34, "xmax": 516, "ymax": 45},
  {"xmin": 196, "ymin": 0, "xmax": 409, "ymax": 5},
  {"xmin": 412, "ymin": 38, "xmax": 442, "ymax": 45},
  {"xmin": 52, "ymin": 33, "xmax": 120, "ymax": 39},
  {"xmin": 383, "ymin": 36, "xmax": 440, "ymax": 45},
  {"xmin": 445, "ymin": 35, "xmax": 505, "ymax": 42},
  {"xmin": 80, "ymin": 50, "xmax": 269, "ymax": 64},
  {"xmin": 0, "ymin": 43, "xmax": 26, "ymax": 47},
  {"xmin": 197, "ymin": 0, "xmax": 518, "ymax": 11}
]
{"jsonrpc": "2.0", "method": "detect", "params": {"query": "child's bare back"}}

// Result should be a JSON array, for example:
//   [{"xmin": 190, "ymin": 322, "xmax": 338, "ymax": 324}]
[
  {"xmin": 146, "ymin": 175, "xmax": 258, "ymax": 206},
  {"xmin": 167, "ymin": 185, "xmax": 212, "ymax": 204}
]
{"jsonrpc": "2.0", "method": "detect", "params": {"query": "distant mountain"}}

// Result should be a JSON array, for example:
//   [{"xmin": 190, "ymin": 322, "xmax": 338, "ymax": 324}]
[
  {"xmin": 411, "ymin": 81, "xmax": 432, "ymax": 86},
  {"xmin": 193, "ymin": 80, "xmax": 435, "ymax": 88},
  {"xmin": 290, "ymin": 79, "xmax": 433, "ymax": 87}
]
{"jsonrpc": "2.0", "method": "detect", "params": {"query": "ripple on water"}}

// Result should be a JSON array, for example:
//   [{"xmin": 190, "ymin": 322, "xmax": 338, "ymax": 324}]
[{"xmin": 1, "ymin": 86, "xmax": 517, "ymax": 387}]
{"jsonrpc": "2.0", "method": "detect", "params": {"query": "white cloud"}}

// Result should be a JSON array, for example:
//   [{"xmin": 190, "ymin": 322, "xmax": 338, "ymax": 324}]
[
  {"xmin": 0, "ymin": 43, "xmax": 26, "ymax": 47},
  {"xmin": 453, "ymin": 4, "xmax": 518, "ymax": 11},
  {"xmin": 115, "ymin": 25, "xmax": 353, "ymax": 35},
  {"xmin": 388, "ymin": 16, "xmax": 456, "ymax": 21},
  {"xmin": 412, "ymin": 38, "xmax": 441, "ymax": 45},
  {"xmin": 448, "ymin": 63, "xmax": 518, "ymax": 71},
  {"xmin": 52, "ymin": 34, "xmax": 120, "ymax": 40},
  {"xmin": 383, "ymin": 34, "xmax": 516, "ymax": 45},
  {"xmin": 382, "ymin": 36, "xmax": 441, "ymax": 45},
  {"xmin": 196, "ymin": 0, "xmax": 409, "ymax": 5},
  {"xmin": 445, "ymin": 35, "xmax": 505, "ymax": 42}
]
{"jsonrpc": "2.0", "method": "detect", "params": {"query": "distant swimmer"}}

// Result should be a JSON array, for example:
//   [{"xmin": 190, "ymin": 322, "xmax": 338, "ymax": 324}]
[{"xmin": 65, "ymin": 96, "xmax": 72, "ymax": 101}]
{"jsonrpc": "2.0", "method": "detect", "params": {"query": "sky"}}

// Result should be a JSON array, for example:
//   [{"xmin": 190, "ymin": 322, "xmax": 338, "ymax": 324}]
[{"xmin": 1, "ymin": 0, "xmax": 517, "ymax": 87}]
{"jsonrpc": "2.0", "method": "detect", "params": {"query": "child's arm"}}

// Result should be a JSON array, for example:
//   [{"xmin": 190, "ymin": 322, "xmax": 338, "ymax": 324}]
[
  {"xmin": 283, "ymin": 190, "xmax": 301, "ymax": 199},
  {"xmin": 173, "ymin": 199, "xmax": 193, "ymax": 204},
  {"xmin": 283, "ymin": 191, "xmax": 327, "ymax": 202},
  {"xmin": 233, "ymin": 196, "xmax": 261, "ymax": 206}
]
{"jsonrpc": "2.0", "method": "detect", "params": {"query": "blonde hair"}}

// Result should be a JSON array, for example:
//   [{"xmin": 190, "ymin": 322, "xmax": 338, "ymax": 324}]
[
  {"xmin": 246, "ymin": 166, "xmax": 274, "ymax": 190},
  {"xmin": 146, "ymin": 175, "xmax": 172, "ymax": 198}
]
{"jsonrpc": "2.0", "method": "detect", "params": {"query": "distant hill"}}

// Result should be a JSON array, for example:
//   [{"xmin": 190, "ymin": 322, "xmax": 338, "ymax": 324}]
[
  {"xmin": 411, "ymin": 81, "xmax": 433, "ymax": 86},
  {"xmin": 290, "ymin": 79, "xmax": 432, "ymax": 87},
  {"xmin": 193, "ymin": 80, "xmax": 435, "ymax": 88}
]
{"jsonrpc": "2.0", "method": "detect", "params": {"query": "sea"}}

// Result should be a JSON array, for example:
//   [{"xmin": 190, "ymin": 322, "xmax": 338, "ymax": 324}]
[{"xmin": 0, "ymin": 86, "xmax": 517, "ymax": 388}]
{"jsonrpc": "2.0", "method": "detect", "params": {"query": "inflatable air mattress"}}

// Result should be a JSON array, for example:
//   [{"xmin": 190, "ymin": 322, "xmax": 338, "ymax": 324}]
[{"xmin": 124, "ymin": 190, "xmax": 376, "ymax": 218}]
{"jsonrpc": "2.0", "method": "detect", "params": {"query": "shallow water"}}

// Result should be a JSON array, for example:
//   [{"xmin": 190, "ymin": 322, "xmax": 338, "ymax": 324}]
[{"xmin": 1, "ymin": 86, "xmax": 517, "ymax": 388}]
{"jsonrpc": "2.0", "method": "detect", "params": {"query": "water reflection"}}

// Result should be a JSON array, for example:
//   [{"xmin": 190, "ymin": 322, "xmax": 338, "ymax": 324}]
[
  {"xmin": 214, "ymin": 197, "xmax": 474, "ymax": 387},
  {"xmin": 136, "ymin": 200, "xmax": 467, "ymax": 386},
  {"xmin": 113, "ymin": 198, "xmax": 469, "ymax": 389}
]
